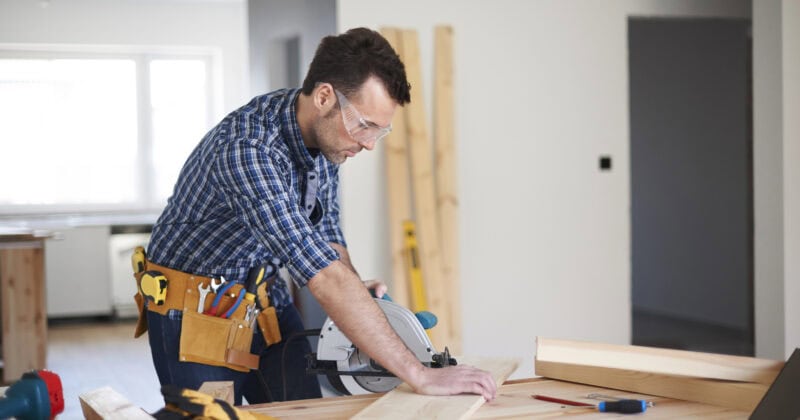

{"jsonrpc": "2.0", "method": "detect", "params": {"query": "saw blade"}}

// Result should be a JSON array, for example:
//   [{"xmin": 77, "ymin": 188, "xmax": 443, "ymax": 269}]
[{"xmin": 339, "ymin": 347, "xmax": 401, "ymax": 394}]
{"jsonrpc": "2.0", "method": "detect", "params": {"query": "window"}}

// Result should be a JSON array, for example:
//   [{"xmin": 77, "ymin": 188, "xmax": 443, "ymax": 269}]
[{"xmin": 0, "ymin": 50, "xmax": 215, "ymax": 215}]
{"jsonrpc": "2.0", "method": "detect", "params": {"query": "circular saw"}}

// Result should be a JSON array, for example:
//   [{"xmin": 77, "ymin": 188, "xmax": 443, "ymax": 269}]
[{"xmin": 308, "ymin": 297, "xmax": 456, "ymax": 395}]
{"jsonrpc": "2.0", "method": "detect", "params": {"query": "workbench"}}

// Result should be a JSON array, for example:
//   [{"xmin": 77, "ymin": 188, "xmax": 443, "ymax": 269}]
[
  {"xmin": 245, "ymin": 377, "xmax": 749, "ymax": 418},
  {"xmin": 0, "ymin": 229, "xmax": 50, "ymax": 384}
]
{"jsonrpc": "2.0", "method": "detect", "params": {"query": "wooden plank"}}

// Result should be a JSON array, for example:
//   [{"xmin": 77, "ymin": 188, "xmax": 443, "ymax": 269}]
[
  {"xmin": 0, "ymin": 245, "xmax": 47, "ymax": 384},
  {"xmin": 245, "ymin": 377, "xmax": 749, "ymax": 419},
  {"xmin": 80, "ymin": 386, "xmax": 155, "ymax": 420},
  {"xmin": 379, "ymin": 26, "xmax": 412, "ymax": 309},
  {"xmin": 199, "ymin": 381, "xmax": 235, "ymax": 406},
  {"xmin": 351, "ymin": 357, "xmax": 518, "ymax": 420},
  {"xmin": 536, "ymin": 337, "xmax": 783, "ymax": 385},
  {"xmin": 401, "ymin": 28, "xmax": 449, "ymax": 351},
  {"xmin": 534, "ymin": 337, "xmax": 781, "ymax": 412},
  {"xmin": 433, "ymin": 25, "xmax": 461, "ymax": 355},
  {"xmin": 535, "ymin": 359, "xmax": 766, "ymax": 413}
]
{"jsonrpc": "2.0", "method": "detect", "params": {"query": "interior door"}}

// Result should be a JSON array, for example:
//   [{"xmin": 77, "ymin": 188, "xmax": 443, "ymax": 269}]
[{"xmin": 629, "ymin": 18, "xmax": 753, "ymax": 356}]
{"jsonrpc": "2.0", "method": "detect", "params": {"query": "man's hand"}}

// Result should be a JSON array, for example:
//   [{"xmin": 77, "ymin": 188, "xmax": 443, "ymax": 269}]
[
  {"xmin": 410, "ymin": 365, "xmax": 497, "ymax": 401},
  {"xmin": 363, "ymin": 279, "xmax": 388, "ymax": 298}
]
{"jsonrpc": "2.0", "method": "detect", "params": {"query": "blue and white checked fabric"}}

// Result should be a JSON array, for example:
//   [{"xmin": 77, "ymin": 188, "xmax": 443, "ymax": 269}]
[{"xmin": 147, "ymin": 89, "xmax": 346, "ymax": 310}]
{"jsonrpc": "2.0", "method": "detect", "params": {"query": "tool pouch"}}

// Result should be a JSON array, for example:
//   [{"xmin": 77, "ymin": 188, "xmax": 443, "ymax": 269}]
[
  {"xmin": 255, "ymin": 280, "xmax": 282, "ymax": 346},
  {"xmin": 179, "ymin": 279, "xmax": 258, "ymax": 372},
  {"xmin": 257, "ymin": 307, "xmax": 282, "ymax": 346},
  {"xmin": 133, "ymin": 271, "xmax": 148, "ymax": 338},
  {"xmin": 179, "ymin": 310, "xmax": 257, "ymax": 372}
]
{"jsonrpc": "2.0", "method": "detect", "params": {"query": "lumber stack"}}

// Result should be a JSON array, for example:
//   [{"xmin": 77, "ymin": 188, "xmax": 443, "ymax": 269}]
[
  {"xmin": 534, "ymin": 337, "xmax": 784, "ymax": 412},
  {"xmin": 380, "ymin": 25, "xmax": 460, "ymax": 354}
]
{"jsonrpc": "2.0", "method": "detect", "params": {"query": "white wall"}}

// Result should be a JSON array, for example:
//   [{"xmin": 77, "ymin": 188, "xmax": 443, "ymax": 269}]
[
  {"xmin": 337, "ymin": 0, "xmax": 753, "ymax": 378},
  {"xmin": 0, "ymin": 0, "xmax": 249, "ymax": 115},
  {"xmin": 753, "ymin": 0, "xmax": 786, "ymax": 360},
  {"xmin": 754, "ymin": 0, "xmax": 800, "ymax": 360},
  {"xmin": 782, "ymin": 0, "xmax": 800, "ymax": 357}
]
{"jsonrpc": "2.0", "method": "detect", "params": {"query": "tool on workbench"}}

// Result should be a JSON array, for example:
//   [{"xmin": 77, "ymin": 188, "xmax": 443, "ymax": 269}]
[
  {"xmin": 307, "ymin": 294, "xmax": 453, "ymax": 395},
  {"xmin": 152, "ymin": 385, "xmax": 275, "ymax": 420},
  {"xmin": 533, "ymin": 393, "xmax": 653, "ymax": 414},
  {"xmin": 0, "ymin": 370, "xmax": 64, "ymax": 420},
  {"xmin": 587, "ymin": 393, "xmax": 654, "ymax": 413}
]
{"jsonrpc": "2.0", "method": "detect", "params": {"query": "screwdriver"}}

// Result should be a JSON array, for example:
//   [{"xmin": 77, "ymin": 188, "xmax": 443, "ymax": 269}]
[{"xmin": 532, "ymin": 394, "xmax": 653, "ymax": 414}]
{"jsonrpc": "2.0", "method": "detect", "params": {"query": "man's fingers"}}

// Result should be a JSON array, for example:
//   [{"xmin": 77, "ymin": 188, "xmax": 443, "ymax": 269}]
[{"xmin": 363, "ymin": 279, "xmax": 388, "ymax": 297}]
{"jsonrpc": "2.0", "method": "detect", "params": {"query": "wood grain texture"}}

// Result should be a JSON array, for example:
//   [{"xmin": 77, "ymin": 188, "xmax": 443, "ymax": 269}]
[
  {"xmin": 433, "ymin": 25, "xmax": 461, "ymax": 355},
  {"xmin": 0, "ymin": 242, "xmax": 47, "ymax": 383},
  {"xmin": 534, "ymin": 359, "xmax": 767, "ymax": 413},
  {"xmin": 244, "ymin": 377, "xmax": 749, "ymax": 419},
  {"xmin": 351, "ymin": 357, "xmax": 518, "ymax": 420},
  {"xmin": 401, "ymin": 28, "xmax": 449, "ymax": 351},
  {"xmin": 80, "ymin": 386, "xmax": 155, "ymax": 420},
  {"xmin": 536, "ymin": 337, "xmax": 783, "ymax": 385},
  {"xmin": 534, "ymin": 337, "xmax": 779, "ymax": 412},
  {"xmin": 379, "ymin": 26, "xmax": 412, "ymax": 309}
]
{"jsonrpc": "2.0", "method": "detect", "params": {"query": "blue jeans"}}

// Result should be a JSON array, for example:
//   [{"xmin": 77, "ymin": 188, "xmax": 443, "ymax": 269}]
[{"xmin": 146, "ymin": 303, "xmax": 321, "ymax": 405}]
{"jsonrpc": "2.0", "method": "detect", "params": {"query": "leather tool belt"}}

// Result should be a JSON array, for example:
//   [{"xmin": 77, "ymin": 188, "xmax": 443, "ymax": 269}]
[{"xmin": 133, "ymin": 260, "xmax": 260, "ymax": 372}]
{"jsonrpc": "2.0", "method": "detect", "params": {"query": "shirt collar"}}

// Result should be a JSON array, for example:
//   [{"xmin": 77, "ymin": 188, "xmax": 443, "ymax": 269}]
[{"xmin": 280, "ymin": 88, "xmax": 316, "ymax": 170}]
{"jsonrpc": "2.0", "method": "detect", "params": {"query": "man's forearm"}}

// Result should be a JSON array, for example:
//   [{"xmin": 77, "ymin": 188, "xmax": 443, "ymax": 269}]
[
  {"xmin": 329, "ymin": 242, "xmax": 358, "ymax": 276},
  {"xmin": 308, "ymin": 260, "xmax": 424, "ymax": 387}
]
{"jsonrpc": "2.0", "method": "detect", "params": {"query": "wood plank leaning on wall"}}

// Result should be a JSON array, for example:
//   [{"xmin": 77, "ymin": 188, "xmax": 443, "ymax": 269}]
[
  {"xmin": 379, "ymin": 26, "xmax": 460, "ymax": 353},
  {"xmin": 380, "ymin": 27, "xmax": 412, "ymax": 309},
  {"xmin": 434, "ymin": 25, "xmax": 460, "ymax": 355}
]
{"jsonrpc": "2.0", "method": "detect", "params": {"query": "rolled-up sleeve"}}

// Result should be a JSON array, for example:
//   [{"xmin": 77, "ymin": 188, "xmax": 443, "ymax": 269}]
[{"xmin": 212, "ymin": 138, "xmax": 339, "ymax": 287}]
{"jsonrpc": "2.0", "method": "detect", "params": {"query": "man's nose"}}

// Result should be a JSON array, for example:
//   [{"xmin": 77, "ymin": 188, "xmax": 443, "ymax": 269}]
[{"xmin": 361, "ymin": 138, "xmax": 377, "ymax": 151}]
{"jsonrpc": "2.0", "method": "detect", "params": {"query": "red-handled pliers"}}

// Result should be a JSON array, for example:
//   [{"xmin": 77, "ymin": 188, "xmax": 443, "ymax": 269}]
[
  {"xmin": 221, "ymin": 289, "xmax": 246, "ymax": 319},
  {"xmin": 204, "ymin": 281, "xmax": 235, "ymax": 316}
]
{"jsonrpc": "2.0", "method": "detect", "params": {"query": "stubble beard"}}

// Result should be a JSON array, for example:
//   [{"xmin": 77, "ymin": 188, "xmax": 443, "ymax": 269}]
[{"xmin": 315, "ymin": 109, "xmax": 348, "ymax": 165}]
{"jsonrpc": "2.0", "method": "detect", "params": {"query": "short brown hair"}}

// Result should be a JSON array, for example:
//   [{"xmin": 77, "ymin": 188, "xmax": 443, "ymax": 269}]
[{"xmin": 302, "ymin": 27, "xmax": 411, "ymax": 105}]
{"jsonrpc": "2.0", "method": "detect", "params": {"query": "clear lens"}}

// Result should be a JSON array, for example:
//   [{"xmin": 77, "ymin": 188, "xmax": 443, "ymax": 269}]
[{"xmin": 336, "ymin": 89, "xmax": 391, "ymax": 145}]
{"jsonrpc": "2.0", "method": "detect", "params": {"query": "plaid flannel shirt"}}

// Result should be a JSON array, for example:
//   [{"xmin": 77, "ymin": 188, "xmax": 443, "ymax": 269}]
[{"xmin": 147, "ymin": 89, "xmax": 345, "ymax": 309}]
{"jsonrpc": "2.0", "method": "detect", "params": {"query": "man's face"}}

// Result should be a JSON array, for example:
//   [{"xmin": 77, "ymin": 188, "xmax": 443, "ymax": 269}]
[{"xmin": 313, "ymin": 77, "xmax": 397, "ymax": 164}]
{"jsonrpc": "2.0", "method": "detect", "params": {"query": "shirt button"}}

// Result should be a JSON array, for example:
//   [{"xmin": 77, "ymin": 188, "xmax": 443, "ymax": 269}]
[
  {"xmin": 307, "ymin": 205, "xmax": 313, "ymax": 210},
  {"xmin": 309, "ymin": 174, "xmax": 316, "ymax": 180}
]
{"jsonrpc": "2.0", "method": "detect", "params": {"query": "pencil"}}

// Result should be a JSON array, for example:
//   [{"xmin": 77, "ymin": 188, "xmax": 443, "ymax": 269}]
[{"xmin": 532, "ymin": 394, "xmax": 595, "ymax": 407}]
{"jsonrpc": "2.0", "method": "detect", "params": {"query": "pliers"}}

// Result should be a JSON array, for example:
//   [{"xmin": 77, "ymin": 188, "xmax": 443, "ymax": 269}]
[{"xmin": 204, "ymin": 281, "xmax": 235, "ymax": 317}]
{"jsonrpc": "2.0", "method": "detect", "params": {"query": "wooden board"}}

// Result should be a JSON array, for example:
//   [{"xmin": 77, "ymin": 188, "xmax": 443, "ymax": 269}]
[
  {"xmin": 380, "ymin": 26, "xmax": 412, "ymax": 309},
  {"xmin": 536, "ymin": 337, "xmax": 783, "ymax": 385},
  {"xmin": 433, "ymin": 25, "xmax": 461, "ymax": 355},
  {"xmin": 401, "ymin": 28, "xmax": 449, "ymax": 351},
  {"xmin": 244, "ymin": 377, "xmax": 749, "ymax": 419},
  {"xmin": 80, "ymin": 386, "xmax": 155, "ymax": 420},
  {"xmin": 0, "ymin": 242, "xmax": 47, "ymax": 384},
  {"xmin": 535, "ymin": 337, "xmax": 780, "ymax": 412},
  {"xmin": 352, "ymin": 357, "xmax": 518, "ymax": 419}
]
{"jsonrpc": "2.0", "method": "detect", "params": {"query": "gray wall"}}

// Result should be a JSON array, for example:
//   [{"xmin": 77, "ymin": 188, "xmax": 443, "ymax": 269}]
[
  {"xmin": 248, "ymin": 0, "xmax": 336, "ymax": 95},
  {"xmin": 630, "ymin": 18, "xmax": 752, "ymax": 330}
]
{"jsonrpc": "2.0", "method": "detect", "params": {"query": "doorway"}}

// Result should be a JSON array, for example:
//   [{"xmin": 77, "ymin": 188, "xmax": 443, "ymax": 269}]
[{"xmin": 629, "ymin": 18, "xmax": 753, "ymax": 356}]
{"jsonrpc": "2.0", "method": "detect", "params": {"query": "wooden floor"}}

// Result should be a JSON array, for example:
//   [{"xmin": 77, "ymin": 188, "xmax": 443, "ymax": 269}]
[{"xmin": 47, "ymin": 319, "xmax": 163, "ymax": 419}]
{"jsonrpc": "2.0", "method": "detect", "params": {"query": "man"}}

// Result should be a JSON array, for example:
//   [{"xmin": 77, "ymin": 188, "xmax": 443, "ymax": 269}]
[{"xmin": 143, "ymin": 27, "xmax": 496, "ymax": 405}]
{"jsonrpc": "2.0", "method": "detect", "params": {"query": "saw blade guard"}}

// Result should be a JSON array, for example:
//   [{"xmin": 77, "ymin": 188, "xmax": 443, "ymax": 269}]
[{"xmin": 316, "ymin": 297, "xmax": 438, "ymax": 394}]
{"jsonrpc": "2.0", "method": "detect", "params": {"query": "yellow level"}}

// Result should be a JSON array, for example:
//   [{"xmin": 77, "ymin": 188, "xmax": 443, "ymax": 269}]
[{"xmin": 403, "ymin": 220, "xmax": 428, "ymax": 313}]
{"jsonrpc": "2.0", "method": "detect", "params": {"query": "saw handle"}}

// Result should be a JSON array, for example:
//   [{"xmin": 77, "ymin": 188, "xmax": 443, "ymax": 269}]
[{"xmin": 370, "ymin": 292, "xmax": 438, "ymax": 330}]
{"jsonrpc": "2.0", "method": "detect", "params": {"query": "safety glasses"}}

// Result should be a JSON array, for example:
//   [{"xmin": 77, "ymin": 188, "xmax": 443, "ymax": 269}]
[{"xmin": 335, "ymin": 89, "xmax": 392, "ymax": 145}]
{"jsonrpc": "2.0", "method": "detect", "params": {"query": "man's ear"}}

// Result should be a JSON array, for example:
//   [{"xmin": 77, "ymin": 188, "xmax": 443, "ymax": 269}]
[{"xmin": 314, "ymin": 83, "xmax": 336, "ymax": 114}]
